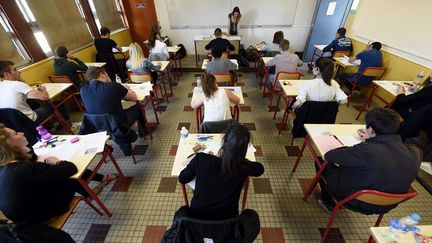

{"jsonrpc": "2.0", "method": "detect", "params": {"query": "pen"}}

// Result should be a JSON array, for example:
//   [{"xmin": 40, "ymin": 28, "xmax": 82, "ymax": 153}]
[
  {"xmin": 187, "ymin": 153, "xmax": 195, "ymax": 158},
  {"xmin": 333, "ymin": 135, "xmax": 344, "ymax": 146}
]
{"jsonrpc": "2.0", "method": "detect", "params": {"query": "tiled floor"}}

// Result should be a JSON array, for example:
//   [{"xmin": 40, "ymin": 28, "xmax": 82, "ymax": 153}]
[{"xmin": 63, "ymin": 63, "xmax": 432, "ymax": 242}]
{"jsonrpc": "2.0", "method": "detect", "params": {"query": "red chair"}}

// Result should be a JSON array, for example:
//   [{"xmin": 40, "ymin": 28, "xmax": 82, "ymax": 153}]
[
  {"xmin": 321, "ymin": 189, "xmax": 417, "ymax": 243},
  {"xmin": 181, "ymin": 177, "xmax": 250, "ymax": 212},
  {"xmin": 346, "ymin": 67, "xmax": 387, "ymax": 106},
  {"xmin": 212, "ymin": 72, "xmax": 234, "ymax": 86},
  {"xmin": 221, "ymin": 52, "xmax": 230, "ymax": 59},
  {"xmin": 268, "ymin": 71, "xmax": 301, "ymax": 108}
]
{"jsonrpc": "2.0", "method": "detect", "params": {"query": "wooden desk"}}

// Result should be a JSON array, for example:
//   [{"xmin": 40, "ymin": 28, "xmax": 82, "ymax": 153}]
[
  {"xmin": 355, "ymin": 80, "xmax": 413, "ymax": 120},
  {"xmin": 194, "ymin": 35, "xmax": 241, "ymax": 66},
  {"xmin": 191, "ymin": 87, "xmax": 244, "ymax": 132},
  {"xmin": 294, "ymin": 124, "xmax": 364, "ymax": 200},
  {"xmin": 273, "ymin": 80, "xmax": 305, "ymax": 134},
  {"xmin": 370, "ymin": 225, "xmax": 432, "ymax": 243},
  {"xmin": 122, "ymin": 83, "xmax": 159, "ymax": 135},
  {"xmin": 201, "ymin": 59, "xmax": 239, "ymax": 71},
  {"xmin": 171, "ymin": 133, "xmax": 255, "ymax": 208},
  {"xmin": 152, "ymin": 61, "xmax": 173, "ymax": 102},
  {"xmin": 33, "ymin": 132, "xmax": 124, "ymax": 217},
  {"xmin": 40, "ymin": 83, "xmax": 74, "ymax": 134},
  {"xmin": 84, "ymin": 62, "xmax": 106, "ymax": 68}
]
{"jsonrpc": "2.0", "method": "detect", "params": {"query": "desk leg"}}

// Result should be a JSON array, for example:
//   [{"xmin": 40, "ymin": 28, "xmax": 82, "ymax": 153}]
[
  {"xmin": 303, "ymin": 161, "xmax": 329, "ymax": 201},
  {"xmin": 148, "ymin": 93, "xmax": 160, "ymax": 124},
  {"xmin": 195, "ymin": 41, "xmax": 198, "ymax": 67},
  {"xmin": 234, "ymin": 105, "xmax": 240, "ymax": 121},
  {"xmin": 278, "ymin": 97, "xmax": 293, "ymax": 135},
  {"xmin": 160, "ymin": 72, "xmax": 169, "ymax": 103},
  {"xmin": 47, "ymin": 100, "xmax": 73, "ymax": 134},
  {"xmin": 292, "ymin": 135, "xmax": 309, "ymax": 172},
  {"xmin": 105, "ymin": 147, "xmax": 124, "ymax": 177},
  {"xmin": 262, "ymin": 68, "xmax": 269, "ymax": 95},
  {"xmin": 355, "ymin": 85, "xmax": 379, "ymax": 120},
  {"xmin": 273, "ymin": 90, "xmax": 282, "ymax": 119},
  {"xmin": 181, "ymin": 184, "xmax": 189, "ymax": 206},
  {"xmin": 195, "ymin": 107, "xmax": 201, "ymax": 132},
  {"xmin": 137, "ymin": 101, "xmax": 153, "ymax": 139},
  {"xmin": 77, "ymin": 178, "xmax": 112, "ymax": 217},
  {"xmin": 166, "ymin": 68, "xmax": 173, "ymax": 95}
]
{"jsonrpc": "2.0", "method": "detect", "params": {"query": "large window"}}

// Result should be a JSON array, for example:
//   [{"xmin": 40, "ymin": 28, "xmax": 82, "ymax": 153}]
[
  {"xmin": 0, "ymin": 12, "xmax": 30, "ymax": 66},
  {"xmin": 15, "ymin": 0, "xmax": 93, "ymax": 56},
  {"xmin": 88, "ymin": 0, "xmax": 125, "ymax": 32}
]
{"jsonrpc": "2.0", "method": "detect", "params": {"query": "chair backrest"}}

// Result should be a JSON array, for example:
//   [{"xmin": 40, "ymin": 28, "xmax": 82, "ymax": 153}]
[
  {"xmin": 292, "ymin": 101, "xmax": 339, "ymax": 138},
  {"xmin": 275, "ymin": 71, "xmax": 301, "ymax": 81},
  {"xmin": 221, "ymin": 52, "xmax": 230, "ymax": 59},
  {"xmin": 200, "ymin": 119, "xmax": 237, "ymax": 133},
  {"xmin": 361, "ymin": 67, "xmax": 387, "ymax": 80},
  {"xmin": 350, "ymin": 189, "xmax": 417, "ymax": 206},
  {"xmin": 332, "ymin": 50, "xmax": 351, "ymax": 58},
  {"xmin": 212, "ymin": 72, "xmax": 233, "ymax": 86},
  {"xmin": 162, "ymin": 206, "xmax": 260, "ymax": 243},
  {"xmin": 48, "ymin": 75, "xmax": 78, "ymax": 91},
  {"xmin": 0, "ymin": 108, "xmax": 39, "ymax": 146},
  {"xmin": 129, "ymin": 72, "xmax": 152, "ymax": 83}
]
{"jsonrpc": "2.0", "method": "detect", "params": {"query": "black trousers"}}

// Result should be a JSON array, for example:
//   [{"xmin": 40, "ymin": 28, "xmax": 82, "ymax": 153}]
[
  {"xmin": 124, "ymin": 104, "xmax": 146, "ymax": 130},
  {"xmin": 72, "ymin": 169, "xmax": 104, "ymax": 198},
  {"xmin": 339, "ymin": 73, "xmax": 358, "ymax": 92}
]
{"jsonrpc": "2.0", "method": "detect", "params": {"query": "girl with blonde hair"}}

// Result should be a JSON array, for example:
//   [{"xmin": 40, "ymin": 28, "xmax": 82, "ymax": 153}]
[{"xmin": 126, "ymin": 42, "xmax": 160, "ymax": 82}]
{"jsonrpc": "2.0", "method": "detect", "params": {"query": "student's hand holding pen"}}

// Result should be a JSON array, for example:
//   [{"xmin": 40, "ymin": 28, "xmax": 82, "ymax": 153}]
[
  {"xmin": 396, "ymin": 85, "xmax": 405, "ymax": 95},
  {"xmin": 357, "ymin": 128, "xmax": 369, "ymax": 141}
]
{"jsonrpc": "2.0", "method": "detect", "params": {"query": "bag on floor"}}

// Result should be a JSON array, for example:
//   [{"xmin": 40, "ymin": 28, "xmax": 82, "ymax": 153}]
[
  {"xmin": 245, "ymin": 45, "xmax": 257, "ymax": 62},
  {"xmin": 237, "ymin": 55, "xmax": 250, "ymax": 67},
  {"xmin": 177, "ymin": 44, "xmax": 187, "ymax": 59}
]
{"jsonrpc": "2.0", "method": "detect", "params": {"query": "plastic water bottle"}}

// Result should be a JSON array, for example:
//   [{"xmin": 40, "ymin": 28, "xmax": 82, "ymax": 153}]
[
  {"xmin": 36, "ymin": 126, "xmax": 52, "ymax": 141},
  {"xmin": 196, "ymin": 77, "xmax": 202, "ymax": 88},
  {"xmin": 399, "ymin": 213, "xmax": 421, "ymax": 227},
  {"xmin": 180, "ymin": 127, "xmax": 189, "ymax": 138},
  {"xmin": 115, "ymin": 74, "xmax": 122, "ymax": 84},
  {"xmin": 413, "ymin": 71, "xmax": 425, "ymax": 88}
]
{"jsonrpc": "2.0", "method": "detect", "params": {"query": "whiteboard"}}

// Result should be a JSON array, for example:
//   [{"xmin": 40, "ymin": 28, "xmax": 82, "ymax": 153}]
[
  {"xmin": 351, "ymin": 0, "xmax": 432, "ymax": 66},
  {"xmin": 166, "ymin": 0, "xmax": 298, "ymax": 28}
]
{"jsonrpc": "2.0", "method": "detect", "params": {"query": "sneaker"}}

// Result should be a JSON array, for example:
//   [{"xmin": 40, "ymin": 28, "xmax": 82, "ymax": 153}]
[{"xmin": 314, "ymin": 191, "xmax": 334, "ymax": 214}]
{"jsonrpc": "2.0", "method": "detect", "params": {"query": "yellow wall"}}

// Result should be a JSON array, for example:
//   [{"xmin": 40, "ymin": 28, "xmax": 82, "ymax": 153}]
[
  {"xmin": 345, "ymin": 12, "xmax": 432, "ymax": 105},
  {"xmin": 19, "ymin": 29, "xmax": 132, "ymax": 85}
]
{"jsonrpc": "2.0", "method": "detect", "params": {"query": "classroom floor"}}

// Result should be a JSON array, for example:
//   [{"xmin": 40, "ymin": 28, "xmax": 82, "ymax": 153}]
[{"xmin": 64, "ymin": 63, "xmax": 432, "ymax": 243}]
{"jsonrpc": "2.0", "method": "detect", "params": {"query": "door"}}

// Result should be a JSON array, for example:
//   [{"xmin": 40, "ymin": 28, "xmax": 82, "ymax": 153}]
[
  {"xmin": 121, "ymin": 0, "xmax": 158, "ymax": 55},
  {"xmin": 303, "ymin": 0, "xmax": 353, "ymax": 62}
]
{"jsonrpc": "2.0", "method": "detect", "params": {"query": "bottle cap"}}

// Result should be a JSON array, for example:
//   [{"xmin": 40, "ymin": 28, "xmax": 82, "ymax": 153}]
[{"xmin": 410, "ymin": 213, "xmax": 421, "ymax": 222}]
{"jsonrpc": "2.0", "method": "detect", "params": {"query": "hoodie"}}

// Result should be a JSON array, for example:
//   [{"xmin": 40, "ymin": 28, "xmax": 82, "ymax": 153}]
[{"xmin": 53, "ymin": 57, "xmax": 88, "ymax": 88}]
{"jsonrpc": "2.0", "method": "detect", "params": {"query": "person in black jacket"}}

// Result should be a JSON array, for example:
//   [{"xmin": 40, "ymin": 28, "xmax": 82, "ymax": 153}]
[
  {"xmin": 322, "ymin": 27, "xmax": 353, "ymax": 56},
  {"xmin": 179, "ymin": 124, "xmax": 264, "ymax": 220},
  {"xmin": 392, "ymin": 76, "xmax": 432, "ymax": 119},
  {"xmin": 0, "ymin": 124, "xmax": 117, "ymax": 224},
  {"xmin": 205, "ymin": 28, "xmax": 235, "ymax": 52},
  {"xmin": 53, "ymin": 46, "xmax": 88, "ymax": 88},
  {"xmin": 315, "ymin": 108, "xmax": 422, "ymax": 214}
]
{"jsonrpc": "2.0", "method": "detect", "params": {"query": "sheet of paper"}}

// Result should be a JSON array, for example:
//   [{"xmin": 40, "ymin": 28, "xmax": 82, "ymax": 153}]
[
  {"xmin": 80, "ymin": 131, "xmax": 107, "ymax": 155},
  {"xmin": 33, "ymin": 140, "xmax": 80, "ymax": 162},
  {"xmin": 248, "ymin": 144, "xmax": 256, "ymax": 153},
  {"xmin": 314, "ymin": 135, "xmax": 344, "ymax": 155},
  {"xmin": 140, "ymin": 81, "xmax": 152, "ymax": 90},
  {"xmin": 307, "ymin": 127, "xmax": 331, "ymax": 136},
  {"xmin": 420, "ymin": 162, "xmax": 432, "ymax": 176},
  {"xmin": 337, "ymin": 135, "xmax": 362, "ymax": 147}
]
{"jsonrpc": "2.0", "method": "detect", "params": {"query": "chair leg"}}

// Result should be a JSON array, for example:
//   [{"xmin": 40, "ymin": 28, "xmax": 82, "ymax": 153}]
[
  {"xmin": 321, "ymin": 205, "xmax": 342, "ymax": 243},
  {"xmin": 105, "ymin": 147, "xmax": 124, "ymax": 177},
  {"xmin": 273, "ymin": 91, "xmax": 282, "ymax": 119},
  {"xmin": 367, "ymin": 214, "xmax": 384, "ymax": 243},
  {"xmin": 303, "ymin": 161, "xmax": 328, "ymax": 201},
  {"xmin": 292, "ymin": 136, "xmax": 308, "ymax": 172},
  {"xmin": 82, "ymin": 198, "xmax": 104, "ymax": 216}
]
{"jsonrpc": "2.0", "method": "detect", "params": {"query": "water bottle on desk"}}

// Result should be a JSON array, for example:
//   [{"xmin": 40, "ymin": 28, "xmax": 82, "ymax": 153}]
[
  {"xmin": 36, "ymin": 126, "xmax": 52, "ymax": 141},
  {"xmin": 413, "ymin": 71, "xmax": 425, "ymax": 90},
  {"xmin": 115, "ymin": 74, "xmax": 122, "ymax": 84},
  {"xmin": 382, "ymin": 213, "xmax": 421, "ymax": 241},
  {"xmin": 180, "ymin": 127, "xmax": 189, "ymax": 138},
  {"xmin": 194, "ymin": 76, "xmax": 202, "ymax": 94}
]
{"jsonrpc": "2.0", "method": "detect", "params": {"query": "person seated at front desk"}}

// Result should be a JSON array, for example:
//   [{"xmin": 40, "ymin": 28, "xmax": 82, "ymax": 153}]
[
  {"xmin": 206, "ymin": 47, "xmax": 237, "ymax": 74},
  {"xmin": 205, "ymin": 28, "xmax": 235, "ymax": 53}
]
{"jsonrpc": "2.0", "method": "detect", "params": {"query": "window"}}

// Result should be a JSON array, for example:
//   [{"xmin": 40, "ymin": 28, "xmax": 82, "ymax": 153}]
[
  {"xmin": 351, "ymin": 0, "xmax": 360, "ymax": 11},
  {"xmin": 15, "ymin": 0, "xmax": 93, "ymax": 56},
  {"xmin": 88, "ymin": 0, "xmax": 126, "ymax": 32},
  {"xmin": 0, "ymin": 12, "xmax": 30, "ymax": 66}
]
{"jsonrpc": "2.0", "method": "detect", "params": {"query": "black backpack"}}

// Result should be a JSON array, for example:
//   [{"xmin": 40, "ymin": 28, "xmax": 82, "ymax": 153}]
[{"xmin": 177, "ymin": 44, "xmax": 187, "ymax": 59}]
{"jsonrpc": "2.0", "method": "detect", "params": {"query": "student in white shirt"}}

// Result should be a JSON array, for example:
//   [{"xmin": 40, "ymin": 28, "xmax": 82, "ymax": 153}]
[
  {"xmin": 148, "ymin": 28, "xmax": 169, "ymax": 61},
  {"xmin": 293, "ymin": 57, "xmax": 347, "ymax": 109},
  {"xmin": 0, "ymin": 60, "xmax": 70, "ymax": 124},
  {"xmin": 191, "ymin": 73, "xmax": 240, "ymax": 122}
]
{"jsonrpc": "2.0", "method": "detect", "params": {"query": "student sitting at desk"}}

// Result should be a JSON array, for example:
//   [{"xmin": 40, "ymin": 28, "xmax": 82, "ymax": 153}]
[
  {"xmin": 206, "ymin": 47, "xmax": 237, "ymax": 74},
  {"xmin": 179, "ymin": 124, "xmax": 264, "ymax": 220},
  {"xmin": 80, "ymin": 67, "xmax": 147, "ymax": 153},
  {"xmin": 191, "ymin": 73, "xmax": 240, "ymax": 122},
  {"xmin": 259, "ymin": 31, "xmax": 284, "ymax": 56},
  {"xmin": 293, "ymin": 57, "xmax": 347, "ymax": 109},
  {"xmin": 265, "ymin": 39, "xmax": 302, "ymax": 86},
  {"xmin": 205, "ymin": 28, "xmax": 235, "ymax": 53},
  {"xmin": 0, "ymin": 124, "xmax": 117, "ymax": 224},
  {"xmin": 322, "ymin": 28, "xmax": 353, "ymax": 56},
  {"xmin": 126, "ymin": 42, "xmax": 161, "ymax": 83},
  {"xmin": 339, "ymin": 42, "xmax": 383, "ymax": 94},
  {"xmin": 53, "ymin": 46, "xmax": 88, "ymax": 88},
  {"xmin": 148, "ymin": 27, "xmax": 169, "ymax": 61},
  {"xmin": 315, "ymin": 108, "xmax": 421, "ymax": 214},
  {"xmin": 0, "ymin": 60, "xmax": 70, "ymax": 125}
]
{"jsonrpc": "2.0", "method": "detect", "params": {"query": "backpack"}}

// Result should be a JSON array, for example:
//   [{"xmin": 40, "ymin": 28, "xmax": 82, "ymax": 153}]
[
  {"xmin": 177, "ymin": 44, "xmax": 187, "ymax": 59},
  {"xmin": 244, "ymin": 45, "xmax": 258, "ymax": 62}
]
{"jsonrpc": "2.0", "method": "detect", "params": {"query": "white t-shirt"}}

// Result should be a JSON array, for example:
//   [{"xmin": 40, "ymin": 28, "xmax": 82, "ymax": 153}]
[
  {"xmin": 296, "ymin": 78, "xmax": 348, "ymax": 104},
  {"xmin": 193, "ymin": 88, "xmax": 231, "ymax": 122},
  {"xmin": 0, "ymin": 80, "xmax": 36, "ymax": 121},
  {"xmin": 151, "ymin": 40, "xmax": 169, "ymax": 58}
]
